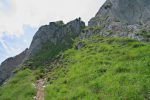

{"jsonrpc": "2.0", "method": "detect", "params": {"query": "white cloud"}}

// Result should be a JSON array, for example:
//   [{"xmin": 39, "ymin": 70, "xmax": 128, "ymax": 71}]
[
  {"xmin": 0, "ymin": 0, "xmax": 106, "ymax": 38},
  {"xmin": 0, "ymin": 38, "xmax": 22, "ymax": 56}
]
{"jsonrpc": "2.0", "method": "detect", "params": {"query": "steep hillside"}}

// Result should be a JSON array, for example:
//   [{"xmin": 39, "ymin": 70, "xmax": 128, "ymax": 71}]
[
  {"xmin": 0, "ymin": 36, "xmax": 150, "ymax": 100},
  {"xmin": 45, "ymin": 36, "xmax": 150, "ymax": 100},
  {"xmin": 0, "ymin": 0, "xmax": 150, "ymax": 100}
]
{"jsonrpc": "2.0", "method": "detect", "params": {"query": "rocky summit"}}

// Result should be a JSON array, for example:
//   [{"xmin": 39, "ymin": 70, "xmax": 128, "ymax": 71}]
[
  {"xmin": 28, "ymin": 18, "xmax": 85, "ymax": 57},
  {"xmin": 84, "ymin": 0, "xmax": 150, "ymax": 42},
  {"xmin": 89, "ymin": 0, "xmax": 150, "ymax": 26}
]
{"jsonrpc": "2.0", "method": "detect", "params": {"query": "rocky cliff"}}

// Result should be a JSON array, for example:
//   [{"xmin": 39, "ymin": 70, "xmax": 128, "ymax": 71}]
[
  {"xmin": 85, "ymin": 0, "xmax": 150, "ymax": 42},
  {"xmin": 28, "ymin": 18, "xmax": 85, "ymax": 57},
  {"xmin": 89, "ymin": 0, "xmax": 150, "ymax": 26}
]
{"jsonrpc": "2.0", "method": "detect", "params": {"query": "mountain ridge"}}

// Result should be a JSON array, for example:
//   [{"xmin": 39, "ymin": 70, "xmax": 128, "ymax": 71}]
[{"xmin": 1, "ymin": 0, "xmax": 150, "ymax": 86}]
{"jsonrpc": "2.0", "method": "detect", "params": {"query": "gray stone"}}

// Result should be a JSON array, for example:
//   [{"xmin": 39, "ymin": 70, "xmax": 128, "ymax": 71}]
[
  {"xmin": 28, "ymin": 18, "xmax": 85, "ymax": 57},
  {"xmin": 89, "ymin": 0, "xmax": 150, "ymax": 26},
  {"xmin": 76, "ymin": 42, "xmax": 85, "ymax": 50},
  {"xmin": 86, "ymin": 0, "xmax": 150, "ymax": 42}
]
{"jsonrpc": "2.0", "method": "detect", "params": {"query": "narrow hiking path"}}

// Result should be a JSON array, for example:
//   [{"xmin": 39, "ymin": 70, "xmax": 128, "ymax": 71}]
[{"xmin": 34, "ymin": 79, "xmax": 46, "ymax": 100}]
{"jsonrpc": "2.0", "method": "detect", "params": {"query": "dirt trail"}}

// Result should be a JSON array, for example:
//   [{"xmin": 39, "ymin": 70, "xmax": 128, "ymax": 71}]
[{"xmin": 34, "ymin": 79, "xmax": 46, "ymax": 100}]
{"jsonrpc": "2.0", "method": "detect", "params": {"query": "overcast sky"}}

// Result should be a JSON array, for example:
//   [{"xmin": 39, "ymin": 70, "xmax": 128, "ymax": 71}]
[{"xmin": 0, "ymin": 0, "xmax": 106, "ymax": 64}]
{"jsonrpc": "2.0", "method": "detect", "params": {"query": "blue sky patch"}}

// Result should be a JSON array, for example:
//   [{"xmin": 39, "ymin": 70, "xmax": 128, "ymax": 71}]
[{"xmin": 0, "ymin": 25, "xmax": 37, "ymax": 64}]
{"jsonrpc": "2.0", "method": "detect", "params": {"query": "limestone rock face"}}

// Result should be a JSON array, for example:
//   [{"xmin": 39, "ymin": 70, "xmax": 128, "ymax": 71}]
[
  {"xmin": 89, "ymin": 0, "xmax": 150, "ymax": 26},
  {"xmin": 28, "ymin": 18, "xmax": 85, "ymax": 57},
  {"xmin": 0, "ymin": 49, "xmax": 28, "ymax": 85},
  {"xmin": 86, "ymin": 0, "xmax": 150, "ymax": 42}
]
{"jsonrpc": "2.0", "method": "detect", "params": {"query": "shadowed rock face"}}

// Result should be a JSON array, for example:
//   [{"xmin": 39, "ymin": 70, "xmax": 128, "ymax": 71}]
[
  {"xmin": 0, "ymin": 49, "xmax": 28, "ymax": 85},
  {"xmin": 89, "ymin": 0, "xmax": 150, "ymax": 26},
  {"xmin": 28, "ymin": 18, "xmax": 85, "ymax": 57}
]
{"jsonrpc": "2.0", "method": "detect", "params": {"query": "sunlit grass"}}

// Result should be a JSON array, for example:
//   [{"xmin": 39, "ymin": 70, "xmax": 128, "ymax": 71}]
[
  {"xmin": 45, "ymin": 36, "xmax": 150, "ymax": 100},
  {"xmin": 0, "ymin": 69, "xmax": 36, "ymax": 100}
]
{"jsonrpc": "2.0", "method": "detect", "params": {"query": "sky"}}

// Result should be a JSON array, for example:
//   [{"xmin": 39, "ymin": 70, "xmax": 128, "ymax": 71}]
[{"xmin": 0, "ymin": 0, "xmax": 106, "ymax": 64}]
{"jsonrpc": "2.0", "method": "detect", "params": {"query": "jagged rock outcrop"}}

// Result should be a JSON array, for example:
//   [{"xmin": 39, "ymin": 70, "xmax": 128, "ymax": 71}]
[
  {"xmin": 0, "ymin": 49, "xmax": 28, "ymax": 85},
  {"xmin": 28, "ymin": 18, "xmax": 85, "ymax": 57},
  {"xmin": 86, "ymin": 0, "xmax": 150, "ymax": 42},
  {"xmin": 89, "ymin": 0, "xmax": 150, "ymax": 26}
]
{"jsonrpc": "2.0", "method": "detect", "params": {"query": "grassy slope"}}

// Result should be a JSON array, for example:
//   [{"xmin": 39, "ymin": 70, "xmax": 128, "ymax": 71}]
[
  {"xmin": 45, "ymin": 36, "xmax": 150, "ymax": 100},
  {"xmin": 0, "ymin": 36, "xmax": 150, "ymax": 100},
  {"xmin": 0, "ymin": 69, "xmax": 36, "ymax": 100}
]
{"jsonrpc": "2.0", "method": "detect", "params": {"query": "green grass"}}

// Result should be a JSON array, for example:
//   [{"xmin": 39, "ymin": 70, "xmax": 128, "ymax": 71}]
[
  {"xmin": 45, "ymin": 36, "xmax": 150, "ymax": 100},
  {"xmin": 0, "ymin": 69, "xmax": 36, "ymax": 100},
  {"xmin": 83, "ymin": 26, "xmax": 103, "ymax": 32},
  {"xmin": 0, "ymin": 36, "xmax": 150, "ymax": 100},
  {"xmin": 136, "ymin": 30, "xmax": 150, "ymax": 38}
]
